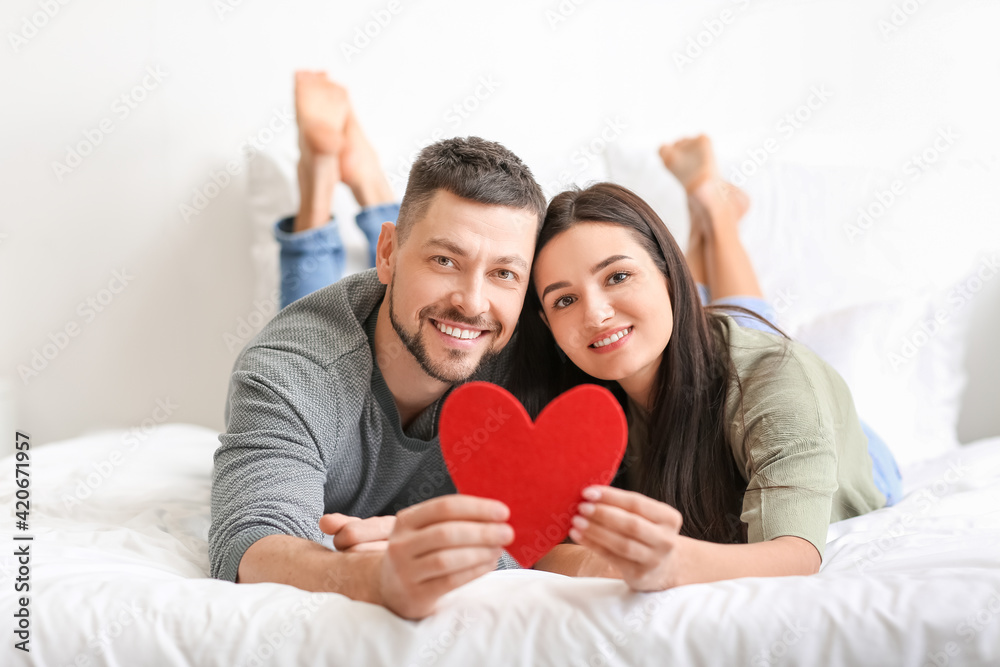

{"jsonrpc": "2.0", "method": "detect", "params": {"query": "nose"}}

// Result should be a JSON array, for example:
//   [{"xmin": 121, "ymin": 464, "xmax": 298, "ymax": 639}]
[
  {"xmin": 450, "ymin": 273, "xmax": 488, "ymax": 318},
  {"xmin": 583, "ymin": 293, "xmax": 615, "ymax": 329}
]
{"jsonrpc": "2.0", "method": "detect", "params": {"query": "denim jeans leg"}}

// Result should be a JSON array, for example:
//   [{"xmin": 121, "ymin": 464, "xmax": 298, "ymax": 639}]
[
  {"xmin": 860, "ymin": 419, "xmax": 904, "ymax": 506},
  {"xmin": 274, "ymin": 216, "xmax": 345, "ymax": 308},
  {"xmin": 709, "ymin": 295, "xmax": 781, "ymax": 335},
  {"xmin": 697, "ymin": 283, "xmax": 711, "ymax": 306}
]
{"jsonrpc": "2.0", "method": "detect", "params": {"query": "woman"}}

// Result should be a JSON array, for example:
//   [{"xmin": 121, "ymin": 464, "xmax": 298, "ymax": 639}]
[{"xmin": 511, "ymin": 136, "xmax": 902, "ymax": 591}]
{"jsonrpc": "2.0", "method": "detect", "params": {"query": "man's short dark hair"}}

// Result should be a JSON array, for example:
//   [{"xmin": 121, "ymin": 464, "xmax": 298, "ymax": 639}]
[{"xmin": 395, "ymin": 136, "xmax": 547, "ymax": 244}]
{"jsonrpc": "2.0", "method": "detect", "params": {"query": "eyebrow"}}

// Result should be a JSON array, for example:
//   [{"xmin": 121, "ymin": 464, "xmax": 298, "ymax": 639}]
[
  {"xmin": 540, "ymin": 254, "xmax": 632, "ymax": 301},
  {"xmin": 423, "ymin": 237, "xmax": 529, "ymax": 272}
]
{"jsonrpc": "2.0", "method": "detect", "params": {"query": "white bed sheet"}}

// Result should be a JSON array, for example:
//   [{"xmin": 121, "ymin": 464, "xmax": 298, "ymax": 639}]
[{"xmin": 2, "ymin": 424, "xmax": 998, "ymax": 666}]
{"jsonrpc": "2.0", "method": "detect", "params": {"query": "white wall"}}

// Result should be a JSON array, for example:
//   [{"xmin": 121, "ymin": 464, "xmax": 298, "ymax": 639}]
[{"xmin": 2, "ymin": 0, "xmax": 999, "ymax": 446}]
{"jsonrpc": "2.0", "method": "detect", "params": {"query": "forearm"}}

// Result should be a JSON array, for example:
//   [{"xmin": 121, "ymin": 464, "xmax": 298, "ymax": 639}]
[
  {"xmin": 532, "ymin": 544, "xmax": 621, "ymax": 579},
  {"xmin": 675, "ymin": 535, "xmax": 820, "ymax": 586},
  {"xmin": 238, "ymin": 534, "xmax": 383, "ymax": 605}
]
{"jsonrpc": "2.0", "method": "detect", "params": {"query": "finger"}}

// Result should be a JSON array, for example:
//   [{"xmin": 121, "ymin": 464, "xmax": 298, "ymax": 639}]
[
  {"xmin": 409, "ymin": 546, "xmax": 504, "ymax": 584},
  {"xmin": 579, "ymin": 501, "xmax": 670, "ymax": 550},
  {"xmin": 342, "ymin": 540, "xmax": 389, "ymax": 553},
  {"xmin": 333, "ymin": 516, "xmax": 397, "ymax": 550},
  {"xmin": 404, "ymin": 521, "xmax": 514, "ymax": 560},
  {"xmin": 396, "ymin": 494, "xmax": 509, "ymax": 531},
  {"xmin": 571, "ymin": 518, "xmax": 655, "ymax": 566},
  {"xmin": 415, "ymin": 554, "xmax": 500, "ymax": 596},
  {"xmin": 583, "ymin": 486, "xmax": 682, "ymax": 529},
  {"xmin": 319, "ymin": 513, "xmax": 357, "ymax": 535},
  {"xmin": 574, "ymin": 528, "xmax": 635, "ymax": 578}
]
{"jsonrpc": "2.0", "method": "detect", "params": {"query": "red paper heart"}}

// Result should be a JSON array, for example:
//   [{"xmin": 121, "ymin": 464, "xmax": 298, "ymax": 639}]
[{"xmin": 439, "ymin": 382, "xmax": 627, "ymax": 568}]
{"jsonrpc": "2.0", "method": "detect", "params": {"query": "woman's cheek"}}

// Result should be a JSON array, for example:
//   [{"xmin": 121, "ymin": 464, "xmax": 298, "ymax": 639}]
[{"xmin": 559, "ymin": 321, "xmax": 587, "ymax": 352}]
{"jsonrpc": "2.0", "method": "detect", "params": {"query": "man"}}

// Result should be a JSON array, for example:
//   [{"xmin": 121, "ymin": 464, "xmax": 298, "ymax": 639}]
[{"xmin": 210, "ymin": 71, "xmax": 550, "ymax": 620}]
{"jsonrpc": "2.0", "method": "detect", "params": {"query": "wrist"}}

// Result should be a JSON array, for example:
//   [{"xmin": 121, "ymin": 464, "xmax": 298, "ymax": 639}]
[
  {"xmin": 666, "ymin": 535, "xmax": 700, "ymax": 588},
  {"xmin": 367, "ymin": 551, "xmax": 387, "ymax": 607},
  {"xmin": 582, "ymin": 550, "xmax": 621, "ymax": 579},
  {"xmin": 327, "ymin": 550, "xmax": 385, "ymax": 606}
]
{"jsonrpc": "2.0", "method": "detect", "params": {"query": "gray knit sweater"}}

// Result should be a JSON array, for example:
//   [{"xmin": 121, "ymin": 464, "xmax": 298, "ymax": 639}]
[{"xmin": 209, "ymin": 269, "xmax": 520, "ymax": 582}]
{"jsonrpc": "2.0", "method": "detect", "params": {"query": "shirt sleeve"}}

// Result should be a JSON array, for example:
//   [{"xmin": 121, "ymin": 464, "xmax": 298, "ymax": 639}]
[
  {"xmin": 739, "ymin": 436, "xmax": 838, "ymax": 559},
  {"xmin": 731, "ymin": 350, "xmax": 841, "ymax": 560},
  {"xmin": 209, "ymin": 347, "xmax": 332, "ymax": 582}
]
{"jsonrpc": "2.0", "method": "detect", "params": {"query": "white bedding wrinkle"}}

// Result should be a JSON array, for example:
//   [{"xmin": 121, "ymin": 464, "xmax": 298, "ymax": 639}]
[{"xmin": 1, "ymin": 424, "xmax": 999, "ymax": 666}]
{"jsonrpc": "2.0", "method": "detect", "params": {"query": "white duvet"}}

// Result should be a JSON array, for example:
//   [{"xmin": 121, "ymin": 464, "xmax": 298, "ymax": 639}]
[{"xmin": 2, "ymin": 424, "xmax": 999, "ymax": 666}]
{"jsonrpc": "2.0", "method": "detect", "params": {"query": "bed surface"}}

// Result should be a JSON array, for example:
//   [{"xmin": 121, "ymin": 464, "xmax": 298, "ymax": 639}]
[{"xmin": 2, "ymin": 424, "xmax": 999, "ymax": 666}]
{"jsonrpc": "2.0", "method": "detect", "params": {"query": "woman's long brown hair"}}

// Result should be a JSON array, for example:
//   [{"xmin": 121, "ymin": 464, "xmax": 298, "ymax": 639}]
[{"xmin": 508, "ymin": 182, "xmax": 788, "ymax": 544}]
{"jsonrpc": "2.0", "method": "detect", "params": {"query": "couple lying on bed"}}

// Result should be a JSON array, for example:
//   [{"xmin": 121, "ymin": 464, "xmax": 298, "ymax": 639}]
[{"xmin": 209, "ymin": 71, "xmax": 902, "ymax": 620}]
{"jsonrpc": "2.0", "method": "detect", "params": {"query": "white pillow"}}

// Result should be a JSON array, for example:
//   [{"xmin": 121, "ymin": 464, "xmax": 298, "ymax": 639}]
[{"xmin": 788, "ymin": 287, "xmax": 971, "ymax": 466}]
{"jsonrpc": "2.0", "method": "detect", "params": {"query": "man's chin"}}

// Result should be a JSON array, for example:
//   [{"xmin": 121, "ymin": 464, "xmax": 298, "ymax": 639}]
[{"xmin": 421, "ymin": 351, "xmax": 488, "ymax": 384}]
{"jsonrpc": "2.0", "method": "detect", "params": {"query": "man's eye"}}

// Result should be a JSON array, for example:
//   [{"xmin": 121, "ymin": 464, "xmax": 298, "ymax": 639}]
[
  {"xmin": 434, "ymin": 256, "xmax": 453, "ymax": 267},
  {"xmin": 496, "ymin": 269, "xmax": 515, "ymax": 281}
]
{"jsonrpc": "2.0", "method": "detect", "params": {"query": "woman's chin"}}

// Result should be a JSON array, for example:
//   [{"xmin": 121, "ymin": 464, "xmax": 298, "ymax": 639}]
[
  {"xmin": 574, "ymin": 362, "xmax": 629, "ymax": 383},
  {"xmin": 573, "ymin": 355, "xmax": 656, "ymax": 386}
]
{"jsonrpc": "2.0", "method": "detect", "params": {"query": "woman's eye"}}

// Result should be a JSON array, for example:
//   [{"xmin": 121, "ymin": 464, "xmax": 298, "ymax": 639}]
[
  {"xmin": 553, "ymin": 295, "xmax": 574, "ymax": 309},
  {"xmin": 608, "ymin": 271, "xmax": 630, "ymax": 285}
]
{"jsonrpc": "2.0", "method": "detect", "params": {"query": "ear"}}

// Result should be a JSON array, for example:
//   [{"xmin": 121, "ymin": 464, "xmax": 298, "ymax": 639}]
[{"xmin": 374, "ymin": 221, "xmax": 396, "ymax": 285}]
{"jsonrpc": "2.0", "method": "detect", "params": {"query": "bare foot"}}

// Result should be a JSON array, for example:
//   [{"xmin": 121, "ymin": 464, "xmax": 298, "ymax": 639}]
[
  {"xmin": 663, "ymin": 135, "xmax": 760, "ymax": 299},
  {"xmin": 660, "ymin": 134, "xmax": 749, "ymax": 234},
  {"xmin": 692, "ymin": 179, "xmax": 749, "ymax": 237},
  {"xmin": 340, "ymin": 109, "xmax": 395, "ymax": 208},
  {"xmin": 659, "ymin": 134, "xmax": 717, "ymax": 193},
  {"xmin": 295, "ymin": 71, "xmax": 350, "ymax": 158},
  {"xmin": 293, "ymin": 71, "xmax": 349, "ymax": 231}
]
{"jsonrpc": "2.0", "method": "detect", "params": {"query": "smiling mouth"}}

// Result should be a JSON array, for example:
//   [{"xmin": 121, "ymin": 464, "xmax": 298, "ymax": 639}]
[
  {"xmin": 431, "ymin": 318, "xmax": 485, "ymax": 341},
  {"xmin": 589, "ymin": 326, "xmax": 633, "ymax": 348}
]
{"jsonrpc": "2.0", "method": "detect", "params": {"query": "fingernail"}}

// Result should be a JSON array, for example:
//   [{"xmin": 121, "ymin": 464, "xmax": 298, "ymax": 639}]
[
  {"xmin": 494, "ymin": 504, "xmax": 509, "ymax": 520},
  {"xmin": 578, "ymin": 502, "xmax": 595, "ymax": 516},
  {"xmin": 571, "ymin": 515, "xmax": 589, "ymax": 529},
  {"xmin": 582, "ymin": 487, "xmax": 601, "ymax": 501},
  {"xmin": 569, "ymin": 528, "xmax": 582, "ymax": 542}
]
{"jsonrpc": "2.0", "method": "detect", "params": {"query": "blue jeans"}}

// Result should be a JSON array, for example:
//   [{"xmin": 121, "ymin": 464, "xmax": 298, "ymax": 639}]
[
  {"xmin": 274, "ymin": 202, "xmax": 401, "ymax": 308},
  {"xmin": 698, "ymin": 284, "xmax": 903, "ymax": 506}
]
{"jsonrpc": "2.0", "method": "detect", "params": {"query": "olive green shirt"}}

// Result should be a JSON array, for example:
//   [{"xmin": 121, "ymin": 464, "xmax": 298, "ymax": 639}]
[{"xmin": 626, "ymin": 314, "xmax": 886, "ymax": 560}]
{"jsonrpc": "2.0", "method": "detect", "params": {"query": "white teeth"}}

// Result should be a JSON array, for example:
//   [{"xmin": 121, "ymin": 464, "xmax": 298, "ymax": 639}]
[
  {"xmin": 436, "ymin": 321, "xmax": 483, "ymax": 340},
  {"xmin": 591, "ymin": 327, "xmax": 632, "ymax": 348}
]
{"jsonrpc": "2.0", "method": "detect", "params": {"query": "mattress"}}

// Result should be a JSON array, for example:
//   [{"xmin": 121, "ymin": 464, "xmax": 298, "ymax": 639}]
[{"xmin": 2, "ymin": 424, "xmax": 998, "ymax": 666}]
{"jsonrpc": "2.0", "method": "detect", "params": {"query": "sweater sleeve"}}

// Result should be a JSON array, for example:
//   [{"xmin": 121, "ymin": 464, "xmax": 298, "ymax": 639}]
[{"xmin": 209, "ymin": 347, "xmax": 332, "ymax": 582}]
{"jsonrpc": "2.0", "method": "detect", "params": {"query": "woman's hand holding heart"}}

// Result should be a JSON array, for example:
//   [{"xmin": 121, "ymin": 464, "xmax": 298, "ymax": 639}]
[{"xmin": 569, "ymin": 485, "xmax": 687, "ymax": 591}]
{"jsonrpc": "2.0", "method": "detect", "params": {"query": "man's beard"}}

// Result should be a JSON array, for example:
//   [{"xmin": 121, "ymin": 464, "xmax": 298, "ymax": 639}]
[{"xmin": 388, "ymin": 276, "xmax": 502, "ymax": 384}]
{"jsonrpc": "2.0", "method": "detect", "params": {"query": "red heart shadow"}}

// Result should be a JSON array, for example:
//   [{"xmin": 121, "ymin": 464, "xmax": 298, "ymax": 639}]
[{"xmin": 439, "ymin": 382, "xmax": 627, "ymax": 568}]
